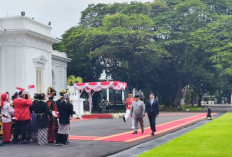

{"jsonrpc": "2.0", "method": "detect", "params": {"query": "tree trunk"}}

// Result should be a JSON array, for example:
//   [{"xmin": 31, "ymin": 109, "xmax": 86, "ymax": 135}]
[
  {"xmin": 197, "ymin": 93, "xmax": 203, "ymax": 107},
  {"xmin": 172, "ymin": 86, "xmax": 183, "ymax": 107},
  {"xmin": 191, "ymin": 91, "xmax": 194, "ymax": 107}
]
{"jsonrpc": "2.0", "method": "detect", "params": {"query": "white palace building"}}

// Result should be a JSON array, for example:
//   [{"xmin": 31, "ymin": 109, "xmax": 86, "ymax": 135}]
[{"xmin": 0, "ymin": 16, "xmax": 71, "ymax": 95}]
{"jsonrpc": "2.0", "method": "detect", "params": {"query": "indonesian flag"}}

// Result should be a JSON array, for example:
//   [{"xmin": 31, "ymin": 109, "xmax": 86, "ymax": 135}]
[
  {"xmin": 16, "ymin": 87, "xmax": 25, "ymax": 92},
  {"xmin": 28, "ymin": 85, "xmax": 35, "ymax": 91},
  {"xmin": 28, "ymin": 85, "xmax": 35, "ymax": 94},
  {"xmin": 52, "ymin": 111, "xmax": 59, "ymax": 118}
]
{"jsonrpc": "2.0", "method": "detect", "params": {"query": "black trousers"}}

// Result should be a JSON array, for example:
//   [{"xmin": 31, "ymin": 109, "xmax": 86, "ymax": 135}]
[
  {"xmin": 13, "ymin": 120, "xmax": 30, "ymax": 142},
  {"xmin": 106, "ymin": 106, "xmax": 110, "ymax": 113},
  {"xmin": 207, "ymin": 113, "xmax": 212, "ymax": 118},
  {"xmin": 56, "ymin": 133, "xmax": 68, "ymax": 144},
  {"xmin": 148, "ymin": 114, "xmax": 157, "ymax": 132},
  {"xmin": 99, "ymin": 107, "xmax": 103, "ymax": 114}
]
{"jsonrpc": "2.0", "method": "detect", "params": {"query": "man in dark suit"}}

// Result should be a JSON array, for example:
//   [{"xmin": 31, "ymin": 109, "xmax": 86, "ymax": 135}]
[{"xmin": 145, "ymin": 93, "xmax": 159, "ymax": 136}]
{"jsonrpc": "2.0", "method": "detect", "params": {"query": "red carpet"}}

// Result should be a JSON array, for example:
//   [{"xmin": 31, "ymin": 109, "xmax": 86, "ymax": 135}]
[
  {"xmin": 71, "ymin": 113, "xmax": 196, "ymax": 121},
  {"xmin": 70, "ymin": 113, "xmax": 216, "ymax": 143},
  {"xmin": 75, "ymin": 113, "xmax": 196, "ymax": 120},
  {"xmin": 159, "ymin": 113, "xmax": 197, "ymax": 116},
  {"xmin": 82, "ymin": 114, "xmax": 113, "ymax": 119},
  {"xmin": 69, "ymin": 136, "xmax": 99, "ymax": 141}
]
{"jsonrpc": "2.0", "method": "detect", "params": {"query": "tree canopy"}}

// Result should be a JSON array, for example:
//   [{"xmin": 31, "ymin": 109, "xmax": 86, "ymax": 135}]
[{"xmin": 54, "ymin": 0, "xmax": 232, "ymax": 107}]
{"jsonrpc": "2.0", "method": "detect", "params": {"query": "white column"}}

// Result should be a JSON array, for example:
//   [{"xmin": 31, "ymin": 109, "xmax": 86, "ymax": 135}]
[
  {"xmin": 0, "ymin": 46, "xmax": 3, "ymax": 91},
  {"xmin": 122, "ymin": 90, "xmax": 125, "ymax": 101},
  {"xmin": 132, "ymin": 88, "xmax": 136, "ymax": 97},
  {"xmin": 88, "ymin": 93, "xmax": 92, "ymax": 114},
  {"xmin": 107, "ymin": 88, "xmax": 110, "ymax": 101},
  {"xmin": 72, "ymin": 98, "xmax": 85, "ymax": 117}
]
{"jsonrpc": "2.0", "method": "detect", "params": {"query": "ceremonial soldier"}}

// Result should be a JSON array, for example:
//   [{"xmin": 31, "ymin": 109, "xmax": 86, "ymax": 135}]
[{"xmin": 123, "ymin": 94, "xmax": 135, "ymax": 129}]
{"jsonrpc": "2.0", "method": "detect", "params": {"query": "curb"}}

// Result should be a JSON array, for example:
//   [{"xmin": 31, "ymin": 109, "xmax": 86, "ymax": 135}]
[{"xmin": 108, "ymin": 113, "xmax": 223, "ymax": 157}]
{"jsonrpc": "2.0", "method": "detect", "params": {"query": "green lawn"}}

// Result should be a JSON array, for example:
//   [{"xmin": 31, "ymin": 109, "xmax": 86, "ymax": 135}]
[
  {"xmin": 184, "ymin": 106, "xmax": 203, "ymax": 111},
  {"xmin": 139, "ymin": 112, "xmax": 232, "ymax": 157},
  {"xmin": 159, "ymin": 104, "xmax": 203, "ymax": 112}
]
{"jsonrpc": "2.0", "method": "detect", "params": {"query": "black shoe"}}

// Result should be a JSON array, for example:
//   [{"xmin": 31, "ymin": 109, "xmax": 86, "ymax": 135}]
[
  {"xmin": 142, "ymin": 130, "xmax": 144, "ymax": 134},
  {"xmin": 21, "ymin": 140, "xmax": 29, "ymax": 144},
  {"xmin": 123, "ymin": 116, "xmax": 126, "ymax": 122},
  {"xmin": 61, "ymin": 144, "xmax": 69, "ymax": 147},
  {"xmin": 12, "ymin": 139, "xmax": 18, "ymax": 144},
  {"xmin": 133, "ymin": 131, "xmax": 137, "ymax": 134},
  {"xmin": 151, "ymin": 132, "xmax": 155, "ymax": 136}
]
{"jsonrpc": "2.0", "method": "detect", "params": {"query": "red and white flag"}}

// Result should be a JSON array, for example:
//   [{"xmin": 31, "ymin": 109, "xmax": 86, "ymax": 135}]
[
  {"xmin": 52, "ymin": 111, "xmax": 59, "ymax": 118},
  {"xmin": 28, "ymin": 85, "xmax": 35, "ymax": 93},
  {"xmin": 16, "ymin": 87, "xmax": 25, "ymax": 92},
  {"xmin": 28, "ymin": 85, "xmax": 35, "ymax": 90}
]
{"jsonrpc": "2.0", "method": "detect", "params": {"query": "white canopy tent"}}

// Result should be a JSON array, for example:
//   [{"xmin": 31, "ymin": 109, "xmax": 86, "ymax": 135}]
[{"xmin": 74, "ymin": 81, "xmax": 127, "ymax": 114}]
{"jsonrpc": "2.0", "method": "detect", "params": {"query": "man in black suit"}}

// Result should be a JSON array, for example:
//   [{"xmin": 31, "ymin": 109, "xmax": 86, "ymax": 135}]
[{"xmin": 145, "ymin": 93, "xmax": 159, "ymax": 136}]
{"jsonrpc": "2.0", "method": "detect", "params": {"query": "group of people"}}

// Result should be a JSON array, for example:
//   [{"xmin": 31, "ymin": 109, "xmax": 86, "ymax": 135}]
[
  {"xmin": 99, "ymin": 100, "xmax": 111, "ymax": 114},
  {"xmin": 0, "ymin": 87, "xmax": 75, "ymax": 146},
  {"xmin": 123, "ymin": 93, "xmax": 159, "ymax": 136}
]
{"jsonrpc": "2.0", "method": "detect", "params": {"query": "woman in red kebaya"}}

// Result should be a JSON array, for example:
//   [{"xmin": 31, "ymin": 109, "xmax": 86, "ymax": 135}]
[
  {"xmin": 12, "ymin": 91, "xmax": 33, "ymax": 144},
  {"xmin": 46, "ymin": 87, "xmax": 58, "ymax": 143}
]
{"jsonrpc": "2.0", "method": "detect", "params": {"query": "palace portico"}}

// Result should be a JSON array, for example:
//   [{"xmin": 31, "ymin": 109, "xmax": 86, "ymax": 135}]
[{"xmin": 0, "ymin": 16, "xmax": 70, "ymax": 95}]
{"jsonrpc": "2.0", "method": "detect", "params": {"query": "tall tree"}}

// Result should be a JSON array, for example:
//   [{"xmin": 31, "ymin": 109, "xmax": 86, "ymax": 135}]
[
  {"xmin": 54, "ymin": 0, "xmax": 232, "ymax": 107},
  {"xmin": 88, "ymin": 13, "xmax": 167, "ymax": 89}
]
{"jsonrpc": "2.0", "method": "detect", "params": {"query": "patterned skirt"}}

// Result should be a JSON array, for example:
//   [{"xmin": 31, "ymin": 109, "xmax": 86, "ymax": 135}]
[
  {"xmin": 3, "ymin": 122, "xmax": 11, "ymax": 142},
  {"xmin": 31, "ymin": 112, "xmax": 38, "ymax": 142},
  {"xmin": 38, "ymin": 128, "xmax": 48, "ymax": 145},
  {"xmin": 47, "ymin": 118, "xmax": 58, "ymax": 142},
  {"xmin": 58, "ymin": 124, "xmax": 70, "ymax": 135}
]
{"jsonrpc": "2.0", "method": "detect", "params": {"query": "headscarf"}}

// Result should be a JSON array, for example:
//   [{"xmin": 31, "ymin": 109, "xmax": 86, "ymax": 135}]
[{"xmin": 1, "ymin": 93, "xmax": 8, "ymax": 109}]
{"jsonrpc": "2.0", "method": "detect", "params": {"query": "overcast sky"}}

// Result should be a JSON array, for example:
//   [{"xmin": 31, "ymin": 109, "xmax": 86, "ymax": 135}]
[{"xmin": 0, "ymin": 0, "xmax": 153, "ymax": 38}]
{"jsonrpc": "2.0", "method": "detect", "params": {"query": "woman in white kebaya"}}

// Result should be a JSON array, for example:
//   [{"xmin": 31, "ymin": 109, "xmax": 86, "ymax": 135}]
[{"xmin": 1, "ymin": 93, "xmax": 14, "ymax": 143}]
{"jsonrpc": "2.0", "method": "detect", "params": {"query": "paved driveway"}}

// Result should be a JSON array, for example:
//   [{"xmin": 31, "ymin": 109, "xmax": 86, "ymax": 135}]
[{"xmin": 0, "ymin": 112, "xmax": 212, "ymax": 157}]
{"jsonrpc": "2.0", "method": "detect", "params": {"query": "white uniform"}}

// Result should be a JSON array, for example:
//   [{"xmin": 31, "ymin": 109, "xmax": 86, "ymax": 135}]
[{"xmin": 2, "ymin": 102, "xmax": 14, "ymax": 123}]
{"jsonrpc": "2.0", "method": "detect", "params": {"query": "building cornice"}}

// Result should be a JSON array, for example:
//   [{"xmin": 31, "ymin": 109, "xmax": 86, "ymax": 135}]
[
  {"xmin": 52, "ymin": 54, "xmax": 71, "ymax": 63},
  {"xmin": 0, "ymin": 16, "xmax": 52, "ymax": 30},
  {"xmin": 2, "ymin": 29, "xmax": 59, "ymax": 43}
]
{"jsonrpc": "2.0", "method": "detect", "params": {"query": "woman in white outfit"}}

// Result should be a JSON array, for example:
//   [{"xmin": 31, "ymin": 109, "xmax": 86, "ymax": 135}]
[{"xmin": 1, "ymin": 93, "xmax": 14, "ymax": 143}]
